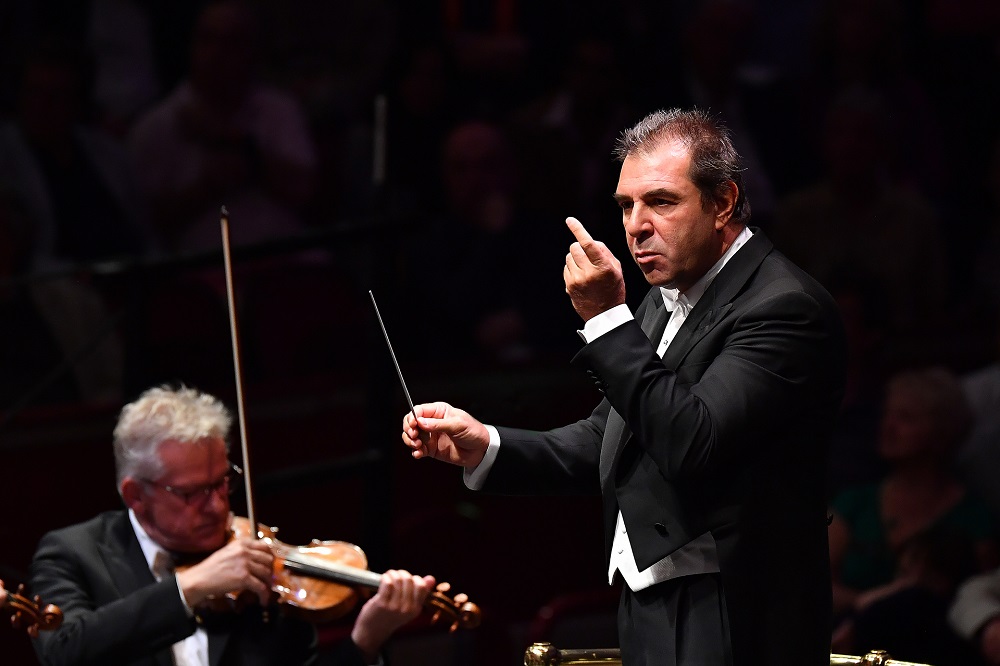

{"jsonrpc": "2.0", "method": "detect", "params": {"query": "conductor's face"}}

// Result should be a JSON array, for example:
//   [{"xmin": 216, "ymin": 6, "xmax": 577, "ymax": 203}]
[
  {"xmin": 127, "ymin": 437, "xmax": 233, "ymax": 553},
  {"xmin": 615, "ymin": 137, "xmax": 731, "ymax": 293}
]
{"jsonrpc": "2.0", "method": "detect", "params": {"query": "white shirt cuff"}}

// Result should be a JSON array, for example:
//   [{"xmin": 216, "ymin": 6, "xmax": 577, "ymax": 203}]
[
  {"xmin": 463, "ymin": 425, "xmax": 500, "ymax": 490},
  {"xmin": 578, "ymin": 304, "xmax": 634, "ymax": 343},
  {"xmin": 173, "ymin": 576, "xmax": 194, "ymax": 617}
]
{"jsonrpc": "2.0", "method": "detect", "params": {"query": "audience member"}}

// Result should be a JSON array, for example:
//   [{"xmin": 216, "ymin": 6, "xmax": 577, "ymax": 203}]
[
  {"xmin": 0, "ymin": 40, "xmax": 152, "ymax": 272},
  {"xmin": 971, "ymin": 136, "xmax": 1000, "ymax": 311},
  {"xmin": 957, "ymin": 318, "xmax": 1000, "ymax": 520},
  {"xmin": 825, "ymin": 269, "xmax": 891, "ymax": 499},
  {"xmin": 86, "ymin": 0, "xmax": 163, "ymax": 136},
  {"xmin": 805, "ymin": 0, "xmax": 948, "ymax": 197},
  {"xmin": 509, "ymin": 35, "xmax": 633, "ymax": 229},
  {"xmin": 0, "ymin": 184, "xmax": 124, "ymax": 409},
  {"xmin": 127, "ymin": 0, "xmax": 317, "ymax": 254},
  {"xmin": 834, "ymin": 526, "xmax": 981, "ymax": 665},
  {"xmin": 768, "ymin": 89, "xmax": 949, "ymax": 362},
  {"xmin": 829, "ymin": 368, "xmax": 999, "ymax": 621},
  {"xmin": 950, "ymin": 564, "xmax": 1000, "ymax": 665},
  {"xmin": 404, "ymin": 118, "xmax": 576, "ymax": 364},
  {"xmin": 326, "ymin": 37, "xmax": 463, "ymax": 223},
  {"xmin": 254, "ymin": 0, "xmax": 398, "ymax": 126}
]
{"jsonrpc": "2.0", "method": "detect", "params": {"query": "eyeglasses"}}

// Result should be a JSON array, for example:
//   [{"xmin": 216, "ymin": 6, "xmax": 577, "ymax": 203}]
[{"xmin": 142, "ymin": 463, "xmax": 243, "ymax": 506}]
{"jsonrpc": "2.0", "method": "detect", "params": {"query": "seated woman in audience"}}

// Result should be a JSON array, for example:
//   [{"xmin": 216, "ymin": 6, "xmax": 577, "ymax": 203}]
[{"xmin": 829, "ymin": 367, "xmax": 1000, "ymax": 619}]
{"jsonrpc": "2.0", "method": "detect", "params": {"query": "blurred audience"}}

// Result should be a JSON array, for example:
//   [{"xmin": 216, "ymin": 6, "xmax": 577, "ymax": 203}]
[
  {"xmin": 805, "ymin": 0, "xmax": 948, "ymax": 197},
  {"xmin": 127, "ymin": 0, "xmax": 317, "ymax": 254},
  {"xmin": 835, "ymin": 526, "xmax": 982, "ymax": 665},
  {"xmin": 825, "ymin": 269, "xmax": 892, "ymax": 500},
  {"xmin": 325, "ymin": 37, "xmax": 463, "ymax": 223},
  {"xmin": 768, "ymin": 89, "xmax": 949, "ymax": 363},
  {"xmin": 950, "ymin": 565, "xmax": 1000, "ymax": 666},
  {"xmin": 255, "ymin": 0, "xmax": 398, "ymax": 126},
  {"xmin": 249, "ymin": 0, "xmax": 399, "ymax": 224},
  {"xmin": 676, "ymin": 0, "xmax": 814, "ymax": 218},
  {"xmin": 509, "ymin": 35, "xmax": 631, "ymax": 236},
  {"xmin": 829, "ymin": 368, "xmax": 998, "ymax": 619},
  {"xmin": 958, "ymin": 319, "xmax": 1000, "ymax": 521},
  {"xmin": 0, "ymin": 185, "xmax": 124, "ymax": 409},
  {"xmin": 404, "ymin": 118, "xmax": 575, "ymax": 365},
  {"xmin": 86, "ymin": 0, "xmax": 162, "ymax": 136},
  {"xmin": 971, "ymin": 136, "xmax": 1000, "ymax": 312},
  {"xmin": 0, "ymin": 39, "xmax": 152, "ymax": 272}
]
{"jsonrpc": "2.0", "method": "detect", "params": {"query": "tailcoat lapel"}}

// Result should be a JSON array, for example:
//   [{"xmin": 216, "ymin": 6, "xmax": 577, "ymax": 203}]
[{"xmin": 599, "ymin": 229, "xmax": 774, "ymax": 485}]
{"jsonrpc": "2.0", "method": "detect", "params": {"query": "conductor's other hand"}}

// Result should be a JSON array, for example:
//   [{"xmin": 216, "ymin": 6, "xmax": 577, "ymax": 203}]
[
  {"xmin": 564, "ymin": 216, "xmax": 625, "ymax": 322},
  {"xmin": 402, "ymin": 402, "xmax": 489, "ymax": 469}
]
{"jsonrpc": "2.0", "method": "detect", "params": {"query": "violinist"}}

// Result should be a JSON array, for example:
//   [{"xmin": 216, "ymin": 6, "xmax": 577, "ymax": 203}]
[{"xmin": 30, "ymin": 385, "xmax": 434, "ymax": 666}]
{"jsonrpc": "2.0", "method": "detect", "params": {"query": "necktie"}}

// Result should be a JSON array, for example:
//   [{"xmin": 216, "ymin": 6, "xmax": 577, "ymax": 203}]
[{"xmin": 152, "ymin": 550, "xmax": 175, "ymax": 580}]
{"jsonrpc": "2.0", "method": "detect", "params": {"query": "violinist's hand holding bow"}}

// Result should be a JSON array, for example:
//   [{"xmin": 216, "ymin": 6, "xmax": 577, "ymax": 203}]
[
  {"xmin": 402, "ymin": 403, "xmax": 489, "ymax": 469},
  {"xmin": 352, "ymin": 570, "xmax": 436, "ymax": 662},
  {"xmin": 175, "ymin": 537, "xmax": 274, "ymax": 608}
]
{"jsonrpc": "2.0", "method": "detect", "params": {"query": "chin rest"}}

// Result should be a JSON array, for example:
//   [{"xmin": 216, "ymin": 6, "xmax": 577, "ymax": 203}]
[{"xmin": 524, "ymin": 643, "xmax": 937, "ymax": 666}]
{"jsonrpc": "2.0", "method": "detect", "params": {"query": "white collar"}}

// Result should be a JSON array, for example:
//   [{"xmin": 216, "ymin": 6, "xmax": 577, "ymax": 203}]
[
  {"xmin": 128, "ymin": 508, "xmax": 163, "ymax": 573},
  {"xmin": 659, "ymin": 226, "xmax": 752, "ymax": 312}
]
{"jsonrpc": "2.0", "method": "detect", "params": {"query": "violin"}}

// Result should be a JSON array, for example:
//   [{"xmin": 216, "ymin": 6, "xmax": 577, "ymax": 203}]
[
  {"xmin": 198, "ymin": 517, "xmax": 480, "ymax": 629},
  {"xmin": 1, "ymin": 581, "xmax": 63, "ymax": 637}
]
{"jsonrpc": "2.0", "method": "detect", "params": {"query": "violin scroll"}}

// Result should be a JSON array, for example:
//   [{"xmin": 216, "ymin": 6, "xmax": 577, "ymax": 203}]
[
  {"xmin": 1, "ymin": 580, "xmax": 64, "ymax": 637},
  {"xmin": 427, "ymin": 582, "xmax": 481, "ymax": 632}
]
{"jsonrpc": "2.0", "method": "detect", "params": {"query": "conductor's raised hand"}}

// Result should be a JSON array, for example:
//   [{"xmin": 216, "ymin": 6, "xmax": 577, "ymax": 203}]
[
  {"xmin": 402, "ymin": 402, "xmax": 489, "ymax": 469},
  {"xmin": 564, "ymin": 216, "xmax": 625, "ymax": 322}
]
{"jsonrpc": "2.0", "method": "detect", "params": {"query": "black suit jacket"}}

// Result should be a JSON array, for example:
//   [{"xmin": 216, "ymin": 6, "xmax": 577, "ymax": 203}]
[
  {"xmin": 29, "ymin": 510, "xmax": 367, "ymax": 666},
  {"xmin": 485, "ymin": 231, "xmax": 846, "ymax": 665}
]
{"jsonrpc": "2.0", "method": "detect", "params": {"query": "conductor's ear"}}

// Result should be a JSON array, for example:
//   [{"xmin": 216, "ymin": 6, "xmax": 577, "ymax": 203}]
[{"xmin": 714, "ymin": 181, "xmax": 738, "ymax": 231}]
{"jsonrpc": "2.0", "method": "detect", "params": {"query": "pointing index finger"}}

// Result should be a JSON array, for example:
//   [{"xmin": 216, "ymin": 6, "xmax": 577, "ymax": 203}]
[
  {"xmin": 566, "ymin": 216, "xmax": 593, "ymax": 244},
  {"xmin": 566, "ymin": 216, "xmax": 603, "ymax": 262}
]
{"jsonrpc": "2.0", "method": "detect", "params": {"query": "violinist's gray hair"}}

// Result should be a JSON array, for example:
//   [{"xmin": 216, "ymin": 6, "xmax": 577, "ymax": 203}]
[{"xmin": 113, "ymin": 385, "xmax": 232, "ymax": 494}]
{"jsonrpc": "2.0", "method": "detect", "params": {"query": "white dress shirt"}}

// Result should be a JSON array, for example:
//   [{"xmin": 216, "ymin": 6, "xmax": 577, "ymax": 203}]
[
  {"xmin": 466, "ymin": 226, "xmax": 753, "ymax": 592},
  {"xmin": 129, "ymin": 510, "xmax": 208, "ymax": 666}
]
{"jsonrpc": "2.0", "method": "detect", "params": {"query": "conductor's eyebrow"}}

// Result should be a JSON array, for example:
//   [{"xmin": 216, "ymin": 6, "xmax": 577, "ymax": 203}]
[{"xmin": 613, "ymin": 188, "xmax": 677, "ymax": 206}]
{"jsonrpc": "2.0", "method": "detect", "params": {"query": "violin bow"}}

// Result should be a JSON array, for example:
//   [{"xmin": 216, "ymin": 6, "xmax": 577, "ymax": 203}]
[{"xmin": 219, "ymin": 206, "xmax": 257, "ymax": 532}]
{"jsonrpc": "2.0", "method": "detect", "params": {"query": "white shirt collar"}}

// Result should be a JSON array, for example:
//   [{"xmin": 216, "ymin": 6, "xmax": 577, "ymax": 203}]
[
  {"xmin": 659, "ymin": 226, "xmax": 752, "ymax": 312},
  {"xmin": 128, "ymin": 508, "xmax": 163, "ymax": 573}
]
